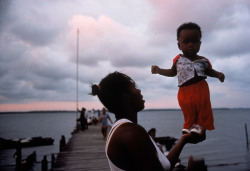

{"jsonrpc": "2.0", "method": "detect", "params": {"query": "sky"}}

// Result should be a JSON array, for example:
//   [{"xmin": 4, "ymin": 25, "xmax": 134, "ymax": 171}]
[{"xmin": 0, "ymin": 0, "xmax": 250, "ymax": 112}]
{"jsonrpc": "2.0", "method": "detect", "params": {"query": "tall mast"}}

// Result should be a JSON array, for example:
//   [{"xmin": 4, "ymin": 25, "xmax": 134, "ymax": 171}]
[{"xmin": 76, "ymin": 28, "xmax": 79, "ymax": 131}]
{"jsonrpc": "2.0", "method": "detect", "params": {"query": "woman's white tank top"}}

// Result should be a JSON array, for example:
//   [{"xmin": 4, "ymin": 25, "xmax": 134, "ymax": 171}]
[{"xmin": 105, "ymin": 118, "xmax": 170, "ymax": 171}]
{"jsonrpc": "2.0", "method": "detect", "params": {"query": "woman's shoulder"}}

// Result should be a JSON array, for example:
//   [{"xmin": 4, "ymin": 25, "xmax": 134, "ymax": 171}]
[
  {"xmin": 115, "ymin": 123, "xmax": 148, "ymax": 140},
  {"xmin": 117, "ymin": 122, "xmax": 145, "ymax": 132}
]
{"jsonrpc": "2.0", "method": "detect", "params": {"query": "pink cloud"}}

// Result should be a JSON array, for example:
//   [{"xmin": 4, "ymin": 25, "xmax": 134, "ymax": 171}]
[
  {"xmin": 66, "ymin": 14, "xmax": 148, "ymax": 67},
  {"xmin": 68, "ymin": 15, "xmax": 133, "ymax": 46},
  {"xmin": 0, "ymin": 101, "xmax": 104, "ymax": 112}
]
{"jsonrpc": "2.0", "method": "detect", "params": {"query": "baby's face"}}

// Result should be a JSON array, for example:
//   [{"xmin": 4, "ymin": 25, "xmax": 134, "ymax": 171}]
[{"xmin": 178, "ymin": 29, "xmax": 201, "ymax": 58}]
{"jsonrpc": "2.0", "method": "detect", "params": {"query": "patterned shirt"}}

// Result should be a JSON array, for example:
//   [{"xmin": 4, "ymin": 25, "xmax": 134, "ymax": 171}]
[{"xmin": 175, "ymin": 55, "xmax": 211, "ymax": 86}]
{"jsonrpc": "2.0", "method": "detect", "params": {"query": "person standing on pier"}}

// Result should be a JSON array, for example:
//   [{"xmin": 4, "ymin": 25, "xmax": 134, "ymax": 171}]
[
  {"xmin": 98, "ymin": 107, "xmax": 113, "ymax": 140},
  {"xmin": 78, "ymin": 107, "xmax": 88, "ymax": 130},
  {"xmin": 91, "ymin": 71, "xmax": 206, "ymax": 171}
]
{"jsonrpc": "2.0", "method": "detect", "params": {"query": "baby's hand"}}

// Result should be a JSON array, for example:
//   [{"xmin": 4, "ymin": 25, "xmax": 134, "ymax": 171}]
[
  {"xmin": 151, "ymin": 65, "xmax": 160, "ymax": 74},
  {"xmin": 218, "ymin": 72, "xmax": 225, "ymax": 82}
]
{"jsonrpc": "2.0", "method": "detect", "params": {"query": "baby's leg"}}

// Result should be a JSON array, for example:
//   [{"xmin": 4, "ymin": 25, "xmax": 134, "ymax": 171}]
[
  {"xmin": 178, "ymin": 86, "xmax": 197, "ymax": 130},
  {"xmin": 196, "ymin": 80, "xmax": 215, "ymax": 130}
]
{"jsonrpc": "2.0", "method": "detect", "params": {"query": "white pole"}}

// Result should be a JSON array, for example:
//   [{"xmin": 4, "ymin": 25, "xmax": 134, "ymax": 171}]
[{"xmin": 76, "ymin": 28, "xmax": 79, "ymax": 131}]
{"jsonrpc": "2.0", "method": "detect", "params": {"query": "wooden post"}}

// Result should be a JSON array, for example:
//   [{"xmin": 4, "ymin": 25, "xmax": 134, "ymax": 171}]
[
  {"xmin": 41, "ymin": 155, "xmax": 48, "ymax": 171},
  {"xmin": 245, "ymin": 123, "xmax": 249, "ymax": 151},
  {"xmin": 15, "ymin": 141, "xmax": 22, "ymax": 170},
  {"xmin": 60, "ymin": 135, "xmax": 66, "ymax": 152},
  {"xmin": 51, "ymin": 153, "xmax": 55, "ymax": 169}
]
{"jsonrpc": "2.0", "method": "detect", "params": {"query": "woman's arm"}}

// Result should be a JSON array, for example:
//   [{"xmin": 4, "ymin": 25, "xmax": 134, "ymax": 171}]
[
  {"xmin": 108, "ymin": 115, "xmax": 113, "ymax": 124},
  {"xmin": 167, "ymin": 134, "xmax": 206, "ymax": 170}
]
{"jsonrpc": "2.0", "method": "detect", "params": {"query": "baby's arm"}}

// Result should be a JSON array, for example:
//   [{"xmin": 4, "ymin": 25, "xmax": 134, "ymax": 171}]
[
  {"xmin": 151, "ymin": 64, "xmax": 177, "ymax": 77},
  {"xmin": 206, "ymin": 68, "xmax": 225, "ymax": 82}
]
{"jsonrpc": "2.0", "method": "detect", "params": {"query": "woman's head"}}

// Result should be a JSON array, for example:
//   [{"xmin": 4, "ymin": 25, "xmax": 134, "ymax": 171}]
[
  {"xmin": 91, "ymin": 72, "xmax": 144, "ymax": 116},
  {"xmin": 102, "ymin": 107, "xmax": 106, "ymax": 114}
]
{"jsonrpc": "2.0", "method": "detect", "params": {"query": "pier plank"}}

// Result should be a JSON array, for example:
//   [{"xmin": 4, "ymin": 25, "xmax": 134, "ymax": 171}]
[{"xmin": 53, "ymin": 125, "xmax": 110, "ymax": 171}]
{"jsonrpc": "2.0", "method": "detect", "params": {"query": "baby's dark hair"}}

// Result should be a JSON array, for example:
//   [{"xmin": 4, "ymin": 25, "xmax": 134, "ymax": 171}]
[
  {"xmin": 177, "ymin": 22, "xmax": 202, "ymax": 40},
  {"xmin": 91, "ymin": 71, "xmax": 135, "ymax": 115}
]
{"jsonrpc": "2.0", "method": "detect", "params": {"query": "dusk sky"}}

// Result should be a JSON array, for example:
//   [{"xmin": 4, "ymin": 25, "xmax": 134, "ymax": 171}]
[{"xmin": 0, "ymin": 0, "xmax": 250, "ymax": 112}]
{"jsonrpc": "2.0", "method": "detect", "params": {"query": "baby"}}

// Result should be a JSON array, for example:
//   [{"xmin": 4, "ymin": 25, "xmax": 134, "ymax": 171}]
[{"xmin": 152, "ymin": 22, "xmax": 225, "ymax": 135}]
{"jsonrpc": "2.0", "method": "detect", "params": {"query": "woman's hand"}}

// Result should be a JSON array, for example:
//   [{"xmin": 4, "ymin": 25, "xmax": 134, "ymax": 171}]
[{"xmin": 182, "ymin": 133, "xmax": 206, "ymax": 144}]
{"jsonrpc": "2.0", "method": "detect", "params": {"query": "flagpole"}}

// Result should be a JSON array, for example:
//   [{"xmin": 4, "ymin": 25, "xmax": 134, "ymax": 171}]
[{"xmin": 76, "ymin": 28, "xmax": 79, "ymax": 131}]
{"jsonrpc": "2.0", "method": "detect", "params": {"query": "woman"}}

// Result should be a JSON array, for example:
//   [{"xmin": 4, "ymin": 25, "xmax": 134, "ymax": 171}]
[
  {"xmin": 91, "ymin": 72, "xmax": 206, "ymax": 171},
  {"xmin": 99, "ymin": 107, "xmax": 113, "ymax": 140}
]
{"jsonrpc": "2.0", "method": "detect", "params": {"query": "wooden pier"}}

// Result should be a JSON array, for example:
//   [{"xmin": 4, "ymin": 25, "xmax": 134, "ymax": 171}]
[{"xmin": 53, "ymin": 125, "xmax": 110, "ymax": 171}]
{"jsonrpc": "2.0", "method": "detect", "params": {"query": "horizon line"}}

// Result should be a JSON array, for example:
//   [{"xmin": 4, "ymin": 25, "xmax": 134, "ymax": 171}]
[{"xmin": 1, "ymin": 107, "xmax": 250, "ymax": 114}]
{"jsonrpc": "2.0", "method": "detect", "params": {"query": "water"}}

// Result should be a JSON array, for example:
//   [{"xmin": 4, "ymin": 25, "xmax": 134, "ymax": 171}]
[
  {"xmin": 0, "ymin": 112, "xmax": 76, "ymax": 171},
  {"xmin": 0, "ymin": 109, "xmax": 250, "ymax": 171},
  {"xmin": 137, "ymin": 109, "xmax": 250, "ymax": 171}
]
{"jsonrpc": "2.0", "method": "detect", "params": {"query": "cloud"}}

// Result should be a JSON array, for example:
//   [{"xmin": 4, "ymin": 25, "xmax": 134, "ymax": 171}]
[
  {"xmin": 67, "ymin": 15, "xmax": 164, "ymax": 68},
  {"xmin": 0, "ymin": 0, "xmax": 250, "ymax": 111},
  {"xmin": 148, "ymin": 0, "xmax": 250, "ymax": 57},
  {"xmin": 10, "ymin": 23, "xmax": 58, "ymax": 46},
  {"xmin": 0, "ymin": 0, "xmax": 12, "ymax": 32}
]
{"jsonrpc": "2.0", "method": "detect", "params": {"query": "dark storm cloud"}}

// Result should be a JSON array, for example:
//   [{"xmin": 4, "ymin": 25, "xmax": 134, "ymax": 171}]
[
  {"xmin": 0, "ymin": 0, "xmax": 12, "ymax": 32},
  {"xmin": 10, "ymin": 23, "xmax": 58, "ymax": 46}
]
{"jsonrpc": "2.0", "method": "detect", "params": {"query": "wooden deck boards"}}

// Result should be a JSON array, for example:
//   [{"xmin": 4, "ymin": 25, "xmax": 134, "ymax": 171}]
[{"xmin": 53, "ymin": 125, "xmax": 110, "ymax": 171}]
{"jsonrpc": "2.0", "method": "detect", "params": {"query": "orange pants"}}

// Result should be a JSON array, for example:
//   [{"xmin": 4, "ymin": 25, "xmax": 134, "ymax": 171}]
[{"xmin": 178, "ymin": 79, "xmax": 215, "ymax": 130}]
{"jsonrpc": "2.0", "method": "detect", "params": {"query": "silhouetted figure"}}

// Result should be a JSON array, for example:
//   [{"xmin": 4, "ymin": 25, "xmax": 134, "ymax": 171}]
[
  {"xmin": 78, "ymin": 107, "xmax": 88, "ymax": 130},
  {"xmin": 148, "ymin": 128, "xmax": 164, "ymax": 152}
]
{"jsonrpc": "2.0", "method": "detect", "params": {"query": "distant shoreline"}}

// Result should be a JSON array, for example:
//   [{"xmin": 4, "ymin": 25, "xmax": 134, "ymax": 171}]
[{"xmin": 0, "ymin": 108, "xmax": 250, "ymax": 114}]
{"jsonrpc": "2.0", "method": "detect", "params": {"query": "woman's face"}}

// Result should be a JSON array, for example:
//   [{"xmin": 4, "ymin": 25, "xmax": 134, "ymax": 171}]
[{"xmin": 128, "ymin": 84, "xmax": 145, "ymax": 112}]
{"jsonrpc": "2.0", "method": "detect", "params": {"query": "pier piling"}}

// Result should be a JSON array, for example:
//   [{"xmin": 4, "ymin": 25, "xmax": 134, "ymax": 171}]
[{"xmin": 245, "ymin": 123, "xmax": 249, "ymax": 151}]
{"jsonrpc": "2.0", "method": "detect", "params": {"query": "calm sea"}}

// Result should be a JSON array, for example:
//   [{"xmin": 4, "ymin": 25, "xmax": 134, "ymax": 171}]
[{"xmin": 0, "ymin": 109, "xmax": 250, "ymax": 171}]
